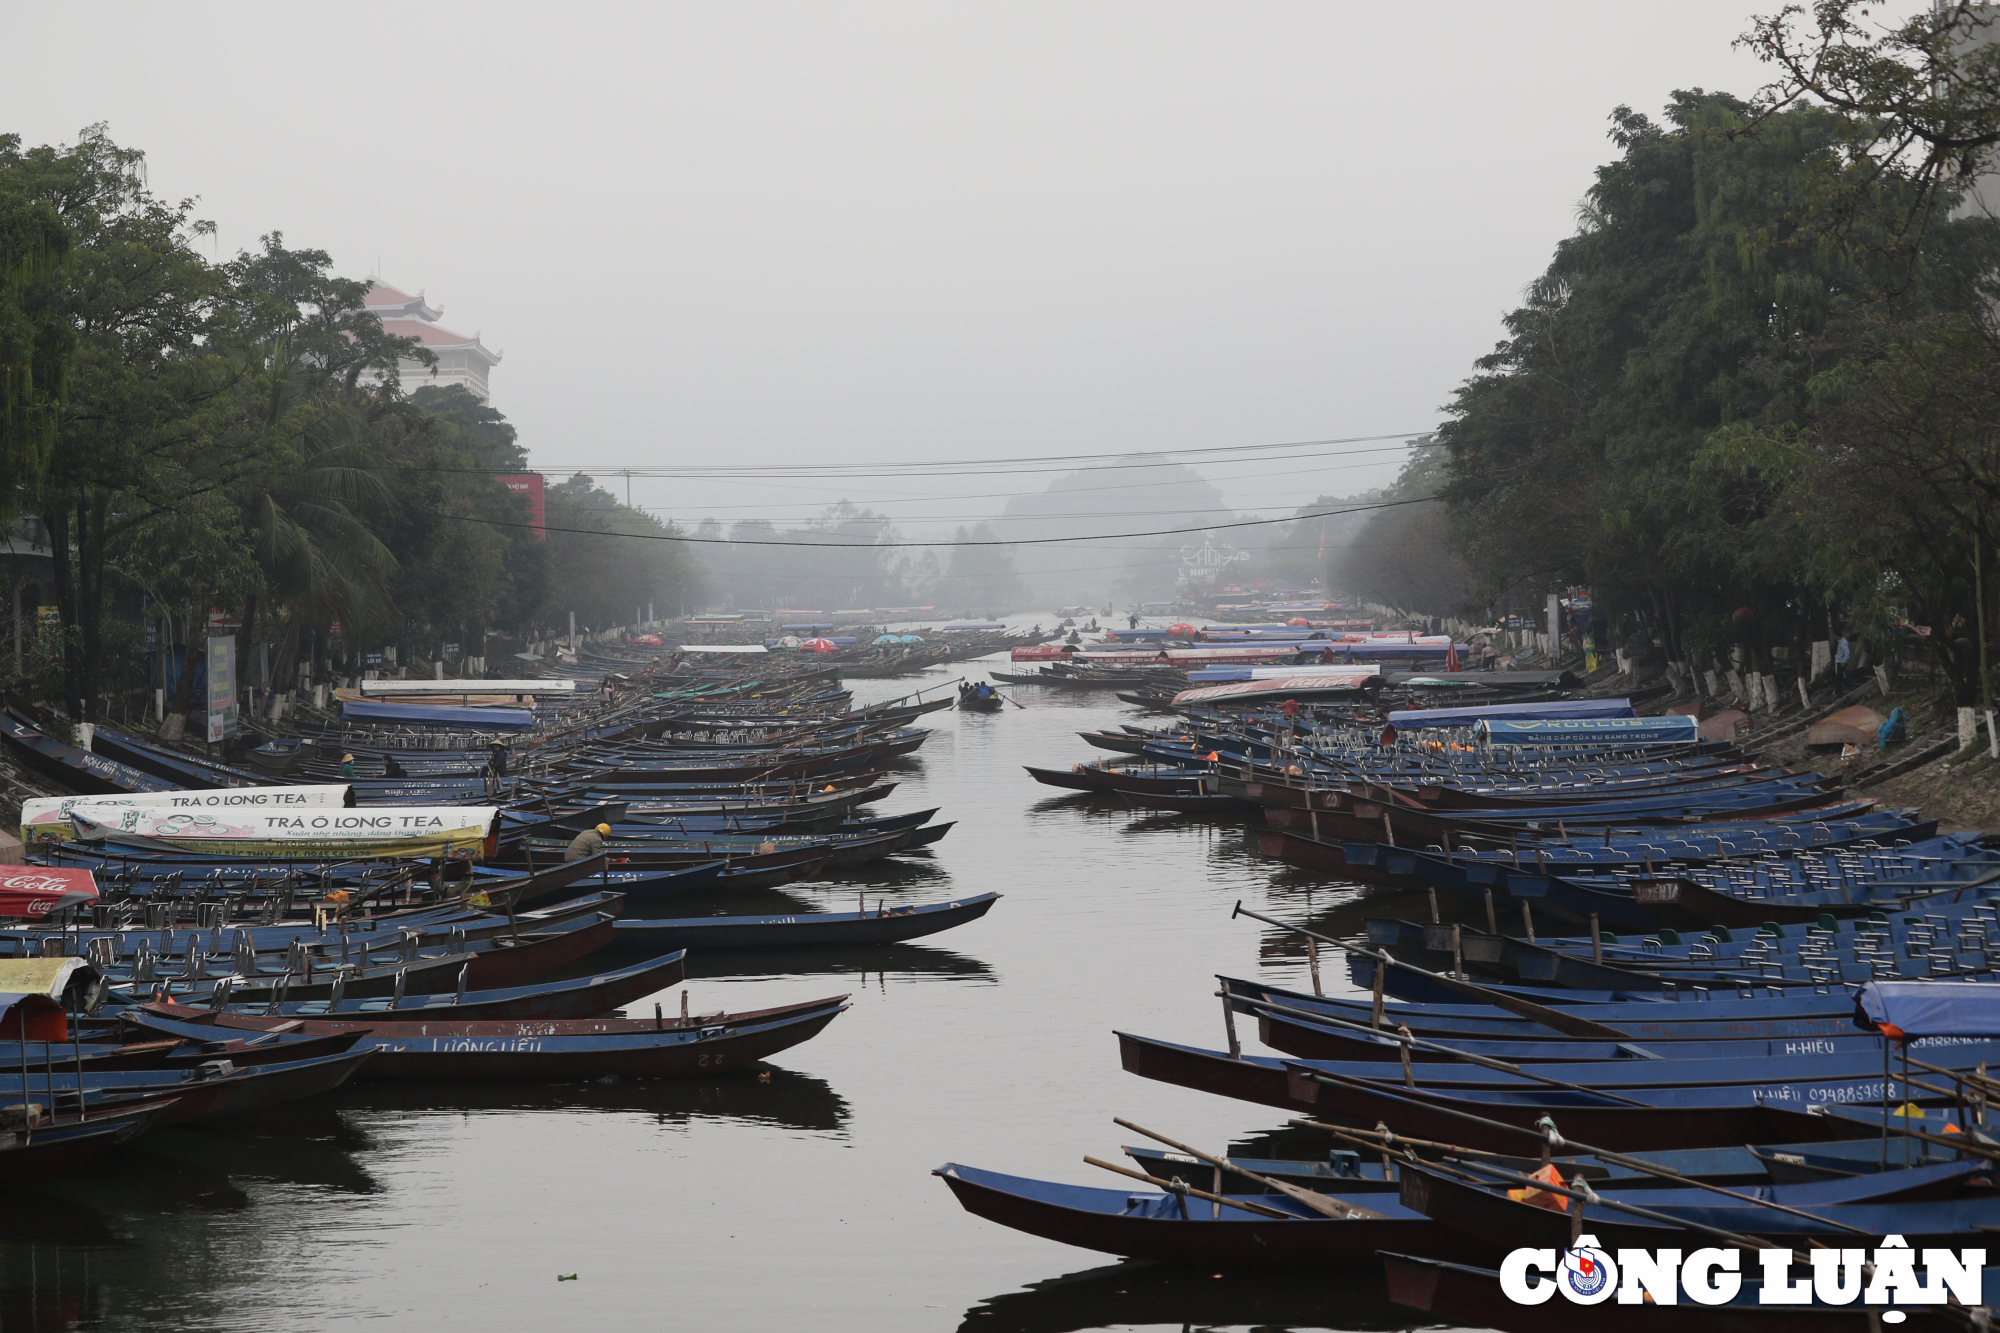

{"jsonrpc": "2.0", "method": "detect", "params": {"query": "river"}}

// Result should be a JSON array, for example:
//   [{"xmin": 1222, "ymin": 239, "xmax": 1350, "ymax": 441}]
[{"xmin": 0, "ymin": 652, "xmax": 1437, "ymax": 1332}]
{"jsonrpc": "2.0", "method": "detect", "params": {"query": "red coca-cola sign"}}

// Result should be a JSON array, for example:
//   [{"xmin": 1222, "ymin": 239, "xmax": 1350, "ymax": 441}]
[{"xmin": 0, "ymin": 866, "xmax": 99, "ymax": 918}]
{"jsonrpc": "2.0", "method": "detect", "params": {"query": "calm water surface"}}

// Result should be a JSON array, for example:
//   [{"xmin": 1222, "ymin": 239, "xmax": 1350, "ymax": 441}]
[{"xmin": 0, "ymin": 653, "xmax": 1450, "ymax": 1332}]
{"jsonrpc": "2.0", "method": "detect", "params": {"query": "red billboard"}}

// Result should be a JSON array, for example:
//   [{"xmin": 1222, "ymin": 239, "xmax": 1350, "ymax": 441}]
[{"xmin": 497, "ymin": 474, "xmax": 545, "ymax": 540}]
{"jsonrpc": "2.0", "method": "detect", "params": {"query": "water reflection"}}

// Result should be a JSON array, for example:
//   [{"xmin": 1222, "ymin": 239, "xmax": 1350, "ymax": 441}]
[
  {"xmin": 682, "ymin": 941, "xmax": 995, "ymax": 984},
  {"xmin": 323, "ymin": 1063, "xmax": 851, "ymax": 1132},
  {"xmin": 1252, "ymin": 887, "xmax": 1420, "ymax": 969},
  {"xmin": 957, "ymin": 1259, "xmax": 1414, "ymax": 1333}
]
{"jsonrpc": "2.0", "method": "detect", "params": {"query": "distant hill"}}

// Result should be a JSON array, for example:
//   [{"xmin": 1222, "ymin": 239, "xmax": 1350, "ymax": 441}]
[{"xmin": 991, "ymin": 454, "xmax": 1232, "ymax": 607}]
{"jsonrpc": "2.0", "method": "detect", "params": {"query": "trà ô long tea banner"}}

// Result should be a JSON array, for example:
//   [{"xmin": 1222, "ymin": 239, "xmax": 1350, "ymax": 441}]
[
  {"xmin": 20, "ymin": 784, "xmax": 353, "ymax": 845},
  {"xmin": 66, "ymin": 804, "xmax": 500, "ymax": 862}
]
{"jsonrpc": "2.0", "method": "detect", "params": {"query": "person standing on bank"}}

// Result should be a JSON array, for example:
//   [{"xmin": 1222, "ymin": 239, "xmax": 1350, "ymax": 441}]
[{"xmin": 1834, "ymin": 634, "xmax": 1851, "ymax": 689}]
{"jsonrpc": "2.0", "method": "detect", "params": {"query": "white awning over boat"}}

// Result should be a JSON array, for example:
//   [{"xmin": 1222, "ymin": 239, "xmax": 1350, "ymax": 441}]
[
  {"xmin": 358, "ymin": 679, "xmax": 576, "ymax": 696},
  {"xmin": 22, "ymin": 785, "xmax": 353, "ymax": 844}
]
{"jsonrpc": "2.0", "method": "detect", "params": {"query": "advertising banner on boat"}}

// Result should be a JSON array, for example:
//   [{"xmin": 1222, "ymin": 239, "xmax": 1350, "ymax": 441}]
[
  {"xmin": 206, "ymin": 634, "xmax": 237, "ymax": 743},
  {"xmin": 65, "ymin": 804, "xmax": 500, "ymax": 861},
  {"xmin": 1171, "ymin": 671, "xmax": 1383, "ymax": 706},
  {"xmin": 1477, "ymin": 715, "xmax": 1698, "ymax": 746},
  {"xmin": 21, "ymin": 785, "xmax": 353, "ymax": 845},
  {"xmin": 0, "ymin": 867, "xmax": 98, "ymax": 919}
]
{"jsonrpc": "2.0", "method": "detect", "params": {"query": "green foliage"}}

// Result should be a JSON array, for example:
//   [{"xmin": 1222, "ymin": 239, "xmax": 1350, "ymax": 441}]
[
  {"xmin": 0, "ymin": 128, "xmax": 694, "ymax": 722},
  {"xmin": 1434, "ymin": 88, "xmax": 1969, "ymax": 666}
]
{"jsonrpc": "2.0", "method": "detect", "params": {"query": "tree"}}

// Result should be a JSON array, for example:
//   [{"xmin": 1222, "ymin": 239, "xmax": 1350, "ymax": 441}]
[{"xmin": 1435, "ymin": 91, "xmax": 1941, "ymax": 663}]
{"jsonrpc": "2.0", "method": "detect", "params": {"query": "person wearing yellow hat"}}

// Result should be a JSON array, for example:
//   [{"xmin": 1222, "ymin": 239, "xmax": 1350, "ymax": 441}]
[
  {"xmin": 339, "ymin": 753, "xmax": 356, "ymax": 779},
  {"xmin": 565, "ymin": 822, "xmax": 613, "ymax": 862}
]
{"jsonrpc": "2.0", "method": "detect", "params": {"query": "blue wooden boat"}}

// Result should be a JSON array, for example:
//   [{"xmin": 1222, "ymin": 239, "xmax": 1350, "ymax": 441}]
[
  {"xmin": 934, "ymin": 1163, "xmax": 1493, "ymax": 1267},
  {"xmin": 196, "ymin": 949, "xmax": 688, "ymax": 1021},
  {"xmin": 0, "ymin": 714, "xmax": 176, "ymax": 796},
  {"xmin": 605, "ymin": 893, "xmax": 998, "ymax": 951},
  {"xmin": 0, "ymin": 1098, "xmax": 179, "ymax": 1183},
  {"xmin": 0, "ymin": 1047, "xmax": 374, "ymax": 1124},
  {"xmin": 1398, "ymin": 1155, "xmax": 2000, "ymax": 1252},
  {"xmin": 1125, "ymin": 1132, "xmax": 1958, "ymax": 1195},
  {"xmin": 1219, "ymin": 974, "xmax": 1872, "ymax": 1037},
  {"xmin": 129, "ymin": 997, "xmax": 849, "ymax": 1081}
]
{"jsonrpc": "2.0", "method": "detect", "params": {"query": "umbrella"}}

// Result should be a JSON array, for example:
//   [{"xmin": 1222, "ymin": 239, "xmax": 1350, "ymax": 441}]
[{"xmin": 801, "ymin": 638, "xmax": 837, "ymax": 653}]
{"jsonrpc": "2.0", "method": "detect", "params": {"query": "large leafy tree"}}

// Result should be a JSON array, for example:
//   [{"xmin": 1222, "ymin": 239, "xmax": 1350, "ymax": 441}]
[{"xmin": 1436, "ymin": 91, "xmax": 1935, "ymax": 667}]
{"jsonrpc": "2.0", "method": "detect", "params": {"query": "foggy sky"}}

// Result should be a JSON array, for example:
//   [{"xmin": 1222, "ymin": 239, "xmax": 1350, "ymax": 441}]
[{"xmin": 8, "ymin": 3, "xmax": 1773, "ymax": 535}]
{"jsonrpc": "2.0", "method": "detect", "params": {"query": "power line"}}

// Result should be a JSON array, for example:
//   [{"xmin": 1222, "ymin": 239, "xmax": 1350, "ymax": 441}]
[{"xmin": 443, "ymin": 493, "xmax": 1439, "ymax": 549}]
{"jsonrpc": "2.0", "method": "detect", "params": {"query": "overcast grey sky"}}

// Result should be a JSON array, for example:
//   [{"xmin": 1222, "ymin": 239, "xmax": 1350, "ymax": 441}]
[{"xmin": 9, "ymin": 2, "xmax": 1776, "ymax": 533}]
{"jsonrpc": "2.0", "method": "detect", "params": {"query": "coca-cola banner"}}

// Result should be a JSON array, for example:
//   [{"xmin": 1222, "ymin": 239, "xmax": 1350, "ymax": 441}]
[{"xmin": 0, "ymin": 867, "xmax": 99, "ymax": 919}]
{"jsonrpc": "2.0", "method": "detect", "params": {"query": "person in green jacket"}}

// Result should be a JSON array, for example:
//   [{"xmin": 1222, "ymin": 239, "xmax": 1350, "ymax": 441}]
[{"xmin": 565, "ymin": 823, "xmax": 611, "ymax": 862}]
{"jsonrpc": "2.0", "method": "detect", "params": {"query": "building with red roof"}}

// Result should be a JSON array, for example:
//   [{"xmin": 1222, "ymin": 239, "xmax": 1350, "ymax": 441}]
[{"xmin": 363, "ymin": 282, "xmax": 502, "ymax": 401}]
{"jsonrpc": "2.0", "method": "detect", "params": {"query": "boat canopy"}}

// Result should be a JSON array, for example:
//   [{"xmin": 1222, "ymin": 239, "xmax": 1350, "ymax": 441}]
[
  {"xmin": 0, "ymin": 868, "xmax": 98, "ymax": 919},
  {"xmin": 1187, "ymin": 664, "xmax": 1406, "ymax": 682},
  {"xmin": 1171, "ymin": 671, "xmax": 1383, "ymax": 705},
  {"xmin": 22, "ymin": 784, "xmax": 352, "ymax": 843},
  {"xmin": 1856, "ymin": 981, "xmax": 2000, "ymax": 1037},
  {"xmin": 358, "ymin": 679, "xmax": 575, "ymax": 696},
  {"xmin": 342, "ymin": 700, "xmax": 535, "ymax": 730},
  {"xmin": 1389, "ymin": 699, "xmax": 1636, "ymax": 729},
  {"xmin": 0, "ymin": 957, "xmax": 91, "ymax": 1000},
  {"xmin": 67, "ymin": 804, "xmax": 501, "ymax": 862},
  {"xmin": 1476, "ymin": 715, "xmax": 1698, "ymax": 746},
  {"xmin": 676, "ymin": 644, "xmax": 769, "ymax": 654}
]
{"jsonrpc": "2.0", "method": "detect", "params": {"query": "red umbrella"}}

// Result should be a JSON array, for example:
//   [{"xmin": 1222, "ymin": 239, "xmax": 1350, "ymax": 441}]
[
  {"xmin": 801, "ymin": 638, "xmax": 837, "ymax": 653},
  {"xmin": 1168, "ymin": 623, "xmax": 1196, "ymax": 637},
  {"xmin": 1287, "ymin": 617, "xmax": 1308, "ymax": 626},
  {"xmin": 0, "ymin": 866, "xmax": 97, "ymax": 920},
  {"xmin": 631, "ymin": 633, "xmax": 664, "ymax": 647}
]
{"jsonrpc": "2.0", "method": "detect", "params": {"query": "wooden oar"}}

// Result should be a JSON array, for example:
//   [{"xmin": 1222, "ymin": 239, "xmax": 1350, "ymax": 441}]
[
  {"xmin": 1301, "ymin": 1120, "xmax": 1878, "ymax": 1235},
  {"xmin": 1230, "ymin": 901, "xmax": 1631, "ymax": 1040},
  {"xmin": 1113, "ymin": 1117, "xmax": 1386, "ymax": 1219},
  {"xmin": 1227, "ymin": 985, "xmax": 1653, "ymax": 1108},
  {"xmin": 1080, "ymin": 1156, "xmax": 1294, "ymax": 1219}
]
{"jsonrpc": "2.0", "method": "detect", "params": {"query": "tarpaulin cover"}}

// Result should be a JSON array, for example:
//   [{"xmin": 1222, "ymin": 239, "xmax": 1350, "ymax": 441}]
[
  {"xmin": 1172, "ymin": 671, "xmax": 1384, "ymax": 705},
  {"xmin": 1187, "ymin": 664, "xmax": 1403, "ymax": 682},
  {"xmin": 0, "ymin": 993, "xmax": 66, "ymax": 1040},
  {"xmin": 1855, "ymin": 981, "xmax": 2000, "ymax": 1037},
  {"xmin": 0, "ymin": 868, "xmax": 98, "ymax": 918},
  {"xmin": 1478, "ymin": 715, "xmax": 1698, "ymax": 745},
  {"xmin": 358, "ymin": 679, "xmax": 574, "ymax": 696},
  {"xmin": 1389, "ymin": 699, "xmax": 1636, "ymax": 729},
  {"xmin": 341, "ymin": 700, "xmax": 535, "ymax": 730},
  {"xmin": 0, "ymin": 958, "xmax": 88, "ymax": 999}
]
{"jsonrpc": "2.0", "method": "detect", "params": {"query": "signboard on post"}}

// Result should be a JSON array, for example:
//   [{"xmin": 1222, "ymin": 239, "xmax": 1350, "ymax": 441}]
[
  {"xmin": 497, "ymin": 474, "xmax": 546, "ymax": 540},
  {"xmin": 206, "ymin": 635, "xmax": 237, "ymax": 742}
]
